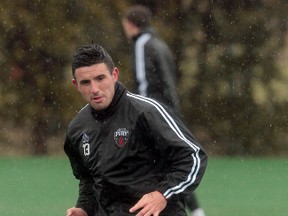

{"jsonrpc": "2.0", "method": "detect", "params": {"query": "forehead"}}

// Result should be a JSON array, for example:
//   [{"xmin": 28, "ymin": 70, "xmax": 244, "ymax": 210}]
[{"xmin": 74, "ymin": 63, "xmax": 110, "ymax": 78}]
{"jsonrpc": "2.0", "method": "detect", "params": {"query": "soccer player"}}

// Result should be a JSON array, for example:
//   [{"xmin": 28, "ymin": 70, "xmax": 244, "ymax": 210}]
[{"xmin": 64, "ymin": 43, "xmax": 207, "ymax": 216}]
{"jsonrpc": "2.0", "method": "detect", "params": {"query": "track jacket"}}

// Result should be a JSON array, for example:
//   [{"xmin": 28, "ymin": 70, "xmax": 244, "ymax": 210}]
[
  {"xmin": 132, "ymin": 28, "xmax": 181, "ymax": 114},
  {"xmin": 64, "ymin": 82, "xmax": 207, "ymax": 216}
]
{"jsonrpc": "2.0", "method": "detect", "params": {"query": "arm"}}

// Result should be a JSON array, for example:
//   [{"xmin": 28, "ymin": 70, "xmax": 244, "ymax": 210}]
[
  {"xmin": 64, "ymin": 136, "xmax": 96, "ymax": 216},
  {"xmin": 144, "ymin": 42, "xmax": 181, "ymax": 114},
  {"xmin": 144, "ymin": 101, "xmax": 207, "ymax": 198},
  {"xmin": 130, "ymin": 102, "xmax": 207, "ymax": 215}
]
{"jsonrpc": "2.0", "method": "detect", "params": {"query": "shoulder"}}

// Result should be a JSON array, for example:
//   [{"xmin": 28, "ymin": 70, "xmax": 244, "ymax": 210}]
[
  {"xmin": 126, "ymin": 92, "xmax": 151, "ymax": 108},
  {"xmin": 67, "ymin": 104, "xmax": 91, "ymax": 133},
  {"xmin": 143, "ymin": 35, "xmax": 171, "ymax": 56},
  {"xmin": 125, "ymin": 92, "xmax": 179, "ymax": 129},
  {"xmin": 126, "ymin": 92, "xmax": 167, "ymax": 114}
]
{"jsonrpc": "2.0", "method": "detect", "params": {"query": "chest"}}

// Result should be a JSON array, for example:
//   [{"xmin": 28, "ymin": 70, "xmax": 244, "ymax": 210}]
[{"xmin": 75, "ymin": 112, "xmax": 154, "ymax": 175}]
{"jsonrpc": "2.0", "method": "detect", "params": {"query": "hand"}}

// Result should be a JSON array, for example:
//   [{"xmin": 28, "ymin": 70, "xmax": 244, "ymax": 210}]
[
  {"xmin": 129, "ymin": 191, "xmax": 167, "ymax": 216},
  {"xmin": 66, "ymin": 207, "xmax": 88, "ymax": 216}
]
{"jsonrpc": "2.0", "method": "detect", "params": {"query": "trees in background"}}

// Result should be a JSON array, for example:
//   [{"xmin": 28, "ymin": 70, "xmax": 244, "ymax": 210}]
[
  {"xmin": 0, "ymin": 0, "xmax": 287, "ymax": 155},
  {"xmin": 0, "ymin": 0, "xmax": 129, "ymax": 154},
  {"xmin": 177, "ymin": 0, "xmax": 288, "ymax": 155},
  {"xmin": 136, "ymin": 0, "xmax": 288, "ymax": 155}
]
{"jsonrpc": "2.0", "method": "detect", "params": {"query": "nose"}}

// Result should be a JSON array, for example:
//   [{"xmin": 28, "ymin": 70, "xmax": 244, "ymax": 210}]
[{"xmin": 90, "ymin": 80, "xmax": 99, "ymax": 94}]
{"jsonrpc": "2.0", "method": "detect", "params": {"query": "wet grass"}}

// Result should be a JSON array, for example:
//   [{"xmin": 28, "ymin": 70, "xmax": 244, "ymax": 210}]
[
  {"xmin": 0, "ymin": 157, "xmax": 77, "ymax": 216},
  {"xmin": 0, "ymin": 157, "xmax": 287, "ymax": 216},
  {"xmin": 195, "ymin": 157, "xmax": 288, "ymax": 216}
]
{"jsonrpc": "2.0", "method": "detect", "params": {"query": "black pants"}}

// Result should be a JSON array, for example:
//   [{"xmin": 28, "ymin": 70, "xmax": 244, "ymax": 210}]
[{"xmin": 183, "ymin": 192, "xmax": 200, "ymax": 211}]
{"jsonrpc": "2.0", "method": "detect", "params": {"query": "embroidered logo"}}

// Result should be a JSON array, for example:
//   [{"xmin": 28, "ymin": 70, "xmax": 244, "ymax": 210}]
[
  {"xmin": 82, "ymin": 133, "xmax": 90, "ymax": 156},
  {"xmin": 114, "ymin": 128, "xmax": 129, "ymax": 147}
]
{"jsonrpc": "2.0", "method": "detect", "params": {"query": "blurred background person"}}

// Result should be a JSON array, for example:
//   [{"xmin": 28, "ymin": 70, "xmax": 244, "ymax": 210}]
[{"xmin": 122, "ymin": 5, "xmax": 206, "ymax": 216}]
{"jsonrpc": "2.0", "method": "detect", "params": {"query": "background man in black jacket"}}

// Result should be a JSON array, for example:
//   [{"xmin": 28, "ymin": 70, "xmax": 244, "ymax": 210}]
[
  {"xmin": 122, "ymin": 5, "xmax": 206, "ymax": 216},
  {"xmin": 64, "ymin": 43, "xmax": 207, "ymax": 216}
]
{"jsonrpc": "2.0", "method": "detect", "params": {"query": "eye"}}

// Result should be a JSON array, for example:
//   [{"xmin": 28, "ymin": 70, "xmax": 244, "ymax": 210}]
[
  {"xmin": 80, "ymin": 80, "xmax": 90, "ymax": 85},
  {"xmin": 96, "ymin": 75, "xmax": 105, "ymax": 81}
]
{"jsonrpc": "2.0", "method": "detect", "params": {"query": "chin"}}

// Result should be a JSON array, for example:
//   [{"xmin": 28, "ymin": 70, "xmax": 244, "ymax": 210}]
[{"xmin": 92, "ymin": 104, "xmax": 108, "ymax": 111}]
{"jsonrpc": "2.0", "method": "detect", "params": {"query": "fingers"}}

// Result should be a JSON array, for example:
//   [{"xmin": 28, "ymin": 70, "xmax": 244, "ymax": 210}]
[
  {"xmin": 129, "ymin": 192, "xmax": 150, "ymax": 214},
  {"xmin": 66, "ymin": 208, "xmax": 74, "ymax": 216},
  {"xmin": 66, "ymin": 207, "xmax": 88, "ymax": 216},
  {"xmin": 129, "ymin": 201, "xmax": 142, "ymax": 214},
  {"xmin": 129, "ymin": 191, "xmax": 167, "ymax": 216},
  {"xmin": 132, "ymin": 207, "xmax": 160, "ymax": 216},
  {"xmin": 137, "ymin": 208, "xmax": 160, "ymax": 216},
  {"xmin": 130, "ymin": 206, "xmax": 141, "ymax": 215}
]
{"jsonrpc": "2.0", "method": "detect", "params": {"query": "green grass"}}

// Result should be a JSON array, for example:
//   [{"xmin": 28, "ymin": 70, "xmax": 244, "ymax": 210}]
[
  {"xmin": 0, "ymin": 157, "xmax": 287, "ymax": 216},
  {"xmin": 0, "ymin": 157, "xmax": 78, "ymax": 216},
  {"xmin": 195, "ymin": 157, "xmax": 288, "ymax": 216}
]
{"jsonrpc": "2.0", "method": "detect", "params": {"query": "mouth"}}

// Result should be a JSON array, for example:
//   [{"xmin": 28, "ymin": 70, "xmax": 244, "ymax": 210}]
[{"xmin": 91, "ymin": 96, "xmax": 104, "ymax": 103}]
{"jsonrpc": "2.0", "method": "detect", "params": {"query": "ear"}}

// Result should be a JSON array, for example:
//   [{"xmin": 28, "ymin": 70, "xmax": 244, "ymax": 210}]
[
  {"xmin": 72, "ymin": 79, "xmax": 78, "ymax": 89},
  {"xmin": 112, "ymin": 67, "xmax": 119, "ymax": 81}
]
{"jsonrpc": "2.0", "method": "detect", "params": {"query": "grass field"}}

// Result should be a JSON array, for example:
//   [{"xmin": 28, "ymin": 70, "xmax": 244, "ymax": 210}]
[{"xmin": 0, "ymin": 156, "xmax": 287, "ymax": 216}]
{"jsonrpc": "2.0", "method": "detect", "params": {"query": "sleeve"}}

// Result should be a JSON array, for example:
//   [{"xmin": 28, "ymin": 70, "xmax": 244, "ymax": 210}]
[
  {"xmin": 142, "ymin": 103, "xmax": 208, "ymax": 199},
  {"xmin": 142, "ymin": 43, "xmax": 159, "ymax": 96},
  {"xmin": 144, "ymin": 41, "xmax": 181, "ymax": 114},
  {"xmin": 64, "ymin": 135, "xmax": 96, "ymax": 216}
]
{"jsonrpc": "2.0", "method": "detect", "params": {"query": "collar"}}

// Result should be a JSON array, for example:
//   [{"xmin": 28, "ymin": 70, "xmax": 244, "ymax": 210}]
[
  {"xmin": 132, "ymin": 31, "xmax": 144, "ymax": 42},
  {"xmin": 132, "ymin": 27, "xmax": 155, "ymax": 42}
]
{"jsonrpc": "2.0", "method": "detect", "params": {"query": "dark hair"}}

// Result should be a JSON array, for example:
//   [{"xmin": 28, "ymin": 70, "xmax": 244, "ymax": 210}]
[
  {"xmin": 124, "ymin": 5, "xmax": 152, "ymax": 29},
  {"xmin": 72, "ymin": 44, "xmax": 115, "ymax": 77}
]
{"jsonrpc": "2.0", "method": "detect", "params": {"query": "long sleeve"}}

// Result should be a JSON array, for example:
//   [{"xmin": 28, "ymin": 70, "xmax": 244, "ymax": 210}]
[
  {"xmin": 142, "ymin": 99, "xmax": 208, "ymax": 199},
  {"xmin": 135, "ymin": 32, "xmax": 181, "ymax": 114},
  {"xmin": 64, "ymin": 135, "xmax": 96, "ymax": 216}
]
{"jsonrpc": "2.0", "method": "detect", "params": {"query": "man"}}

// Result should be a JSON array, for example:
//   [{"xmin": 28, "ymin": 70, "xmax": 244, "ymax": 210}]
[
  {"xmin": 122, "ymin": 5, "xmax": 180, "ymax": 115},
  {"xmin": 122, "ymin": 5, "xmax": 206, "ymax": 216},
  {"xmin": 64, "ymin": 44, "xmax": 207, "ymax": 216}
]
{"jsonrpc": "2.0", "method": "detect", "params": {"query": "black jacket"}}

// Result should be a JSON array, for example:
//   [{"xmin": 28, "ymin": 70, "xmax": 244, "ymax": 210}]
[
  {"xmin": 131, "ymin": 28, "xmax": 180, "ymax": 114},
  {"xmin": 64, "ymin": 82, "xmax": 207, "ymax": 216}
]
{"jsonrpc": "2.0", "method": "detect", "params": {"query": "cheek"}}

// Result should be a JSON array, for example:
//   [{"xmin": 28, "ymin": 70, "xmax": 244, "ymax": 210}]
[
  {"xmin": 107, "ymin": 85, "xmax": 115, "ymax": 98},
  {"xmin": 108, "ymin": 87, "xmax": 114, "ymax": 98},
  {"xmin": 78, "ymin": 87, "xmax": 90, "ymax": 96}
]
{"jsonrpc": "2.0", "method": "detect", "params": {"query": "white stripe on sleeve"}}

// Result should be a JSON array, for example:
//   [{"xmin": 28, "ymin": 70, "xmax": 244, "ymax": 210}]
[{"xmin": 127, "ymin": 92, "xmax": 201, "ymax": 199}]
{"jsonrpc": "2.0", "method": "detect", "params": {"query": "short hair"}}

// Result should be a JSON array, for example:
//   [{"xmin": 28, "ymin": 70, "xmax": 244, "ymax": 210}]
[
  {"xmin": 124, "ymin": 5, "xmax": 152, "ymax": 29},
  {"xmin": 72, "ymin": 44, "xmax": 115, "ymax": 77}
]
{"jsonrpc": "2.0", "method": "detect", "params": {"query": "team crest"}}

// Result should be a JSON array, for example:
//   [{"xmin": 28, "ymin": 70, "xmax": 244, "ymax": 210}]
[{"xmin": 114, "ymin": 128, "xmax": 129, "ymax": 147}]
